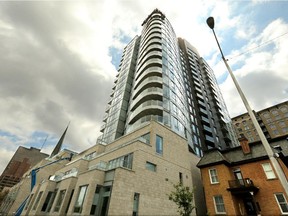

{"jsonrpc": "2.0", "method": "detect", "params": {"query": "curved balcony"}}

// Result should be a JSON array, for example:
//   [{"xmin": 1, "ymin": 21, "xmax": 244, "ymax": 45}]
[
  {"xmin": 139, "ymin": 38, "xmax": 162, "ymax": 56},
  {"xmin": 133, "ymin": 76, "xmax": 162, "ymax": 97},
  {"xmin": 142, "ymin": 27, "xmax": 161, "ymax": 40},
  {"xmin": 131, "ymin": 87, "xmax": 162, "ymax": 110},
  {"xmin": 141, "ymin": 28, "xmax": 162, "ymax": 44},
  {"xmin": 141, "ymin": 33, "xmax": 161, "ymax": 49},
  {"xmin": 100, "ymin": 123, "xmax": 106, "ymax": 132},
  {"xmin": 139, "ymin": 36, "xmax": 161, "ymax": 52},
  {"xmin": 128, "ymin": 103, "xmax": 163, "ymax": 125},
  {"xmin": 142, "ymin": 28, "xmax": 161, "ymax": 40},
  {"xmin": 126, "ymin": 114, "xmax": 163, "ymax": 134},
  {"xmin": 146, "ymin": 19, "xmax": 163, "ymax": 28},
  {"xmin": 138, "ymin": 46, "xmax": 162, "ymax": 65},
  {"xmin": 139, "ymin": 43, "xmax": 162, "ymax": 59},
  {"xmin": 141, "ymin": 34, "xmax": 161, "ymax": 49},
  {"xmin": 142, "ymin": 24, "xmax": 161, "ymax": 36},
  {"xmin": 135, "ymin": 66, "xmax": 162, "ymax": 87},
  {"xmin": 140, "ymin": 32, "xmax": 161, "ymax": 51},
  {"xmin": 136, "ymin": 59, "xmax": 162, "ymax": 80},
  {"xmin": 137, "ymin": 50, "xmax": 162, "ymax": 70},
  {"xmin": 141, "ymin": 34, "xmax": 161, "ymax": 47}
]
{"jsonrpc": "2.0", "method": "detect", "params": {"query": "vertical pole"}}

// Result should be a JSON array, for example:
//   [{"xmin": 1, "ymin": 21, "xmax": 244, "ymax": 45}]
[{"xmin": 211, "ymin": 28, "xmax": 288, "ymax": 196}]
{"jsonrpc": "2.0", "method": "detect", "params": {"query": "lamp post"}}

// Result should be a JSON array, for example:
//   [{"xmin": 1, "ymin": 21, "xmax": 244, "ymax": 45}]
[{"xmin": 206, "ymin": 17, "xmax": 288, "ymax": 196}]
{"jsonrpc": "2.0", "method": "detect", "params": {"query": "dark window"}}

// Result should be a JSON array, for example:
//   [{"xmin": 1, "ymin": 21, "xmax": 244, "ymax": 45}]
[
  {"xmin": 54, "ymin": 189, "xmax": 66, "ymax": 212},
  {"xmin": 41, "ymin": 191, "xmax": 53, "ymax": 212},
  {"xmin": 179, "ymin": 172, "xmax": 183, "ymax": 184},
  {"xmin": 133, "ymin": 193, "xmax": 140, "ymax": 216},
  {"xmin": 146, "ymin": 162, "xmax": 157, "ymax": 172},
  {"xmin": 90, "ymin": 186, "xmax": 101, "ymax": 215},
  {"xmin": 141, "ymin": 133, "xmax": 150, "ymax": 144},
  {"xmin": 65, "ymin": 189, "xmax": 74, "ymax": 213},
  {"xmin": 47, "ymin": 189, "xmax": 57, "ymax": 212}
]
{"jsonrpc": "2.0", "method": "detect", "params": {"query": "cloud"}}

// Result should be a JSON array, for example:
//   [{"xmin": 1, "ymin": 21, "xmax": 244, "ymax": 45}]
[
  {"xmin": 0, "ymin": 1, "xmax": 117, "ymax": 173},
  {"xmin": 219, "ymin": 18, "xmax": 288, "ymax": 117},
  {"xmin": 0, "ymin": 0, "xmax": 287, "ymax": 175}
]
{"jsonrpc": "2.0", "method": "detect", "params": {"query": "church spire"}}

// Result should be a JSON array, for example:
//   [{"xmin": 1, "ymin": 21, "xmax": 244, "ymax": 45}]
[{"xmin": 50, "ymin": 122, "xmax": 70, "ymax": 157}]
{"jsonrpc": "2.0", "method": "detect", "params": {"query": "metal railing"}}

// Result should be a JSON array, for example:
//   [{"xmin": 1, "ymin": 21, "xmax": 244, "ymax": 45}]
[{"xmin": 228, "ymin": 178, "xmax": 254, "ymax": 189}]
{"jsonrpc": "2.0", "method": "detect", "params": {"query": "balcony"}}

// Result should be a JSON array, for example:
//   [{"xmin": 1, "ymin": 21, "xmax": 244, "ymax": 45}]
[
  {"xmin": 221, "ymin": 124, "xmax": 228, "ymax": 133},
  {"xmin": 227, "ymin": 178, "xmax": 259, "ymax": 195},
  {"xmin": 199, "ymin": 108, "xmax": 208, "ymax": 115},
  {"xmin": 100, "ymin": 124, "xmax": 106, "ymax": 132},
  {"xmin": 198, "ymin": 100, "xmax": 206, "ymax": 108},
  {"xmin": 205, "ymin": 135, "xmax": 214, "ymax": 143},
  {"xmin": 203, "ymin": 125, "xmax": 213, "ymax": 133},
  {"xmin": 201, "ymin": 116, "xmax": 210, "ymax": 124},
  {"xmin": 103, "ymin": 114, "xmax": 108, "ymax": 122},
  {"xmin": 224, "ymin": 135, "xmax": 231, "ymax": 142}
]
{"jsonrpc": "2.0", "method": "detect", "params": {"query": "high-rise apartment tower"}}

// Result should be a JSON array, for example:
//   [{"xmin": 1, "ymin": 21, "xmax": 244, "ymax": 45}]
[{"xmin": 98, "ymin": 9, "xmax": 238, "ymax": 156}]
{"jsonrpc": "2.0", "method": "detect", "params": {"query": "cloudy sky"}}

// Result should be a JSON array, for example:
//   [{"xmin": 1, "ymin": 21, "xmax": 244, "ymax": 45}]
[{"xmin": 0, "ymin": 0, "xmax": 287, "ymax": 174}]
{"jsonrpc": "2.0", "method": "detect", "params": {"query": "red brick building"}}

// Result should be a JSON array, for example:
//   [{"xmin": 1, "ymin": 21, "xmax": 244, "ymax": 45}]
[
  {"xmin": 0, "ymin": 146, "xmax": 48, "ymax": 191},
  {"xmin": 197, "ymin": 136, "xmax": 288, "ymax": 216}
]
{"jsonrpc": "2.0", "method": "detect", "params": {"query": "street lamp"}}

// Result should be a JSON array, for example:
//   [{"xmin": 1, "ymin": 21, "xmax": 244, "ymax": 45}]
[{"xmin": 206, "ymin": 16, "xmax": 288, "ymax": 196}]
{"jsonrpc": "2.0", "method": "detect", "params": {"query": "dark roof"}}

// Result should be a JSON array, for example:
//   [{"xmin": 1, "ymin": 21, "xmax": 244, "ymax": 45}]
[{"xmin": 197, "ymin": 136, "xmax": 288, "ymax": 168}]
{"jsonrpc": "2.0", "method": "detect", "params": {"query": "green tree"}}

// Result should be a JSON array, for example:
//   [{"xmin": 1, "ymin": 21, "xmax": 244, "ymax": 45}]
[{"xmin": 168, "ymin": 182, "xmax": 195, "ymax": 216}]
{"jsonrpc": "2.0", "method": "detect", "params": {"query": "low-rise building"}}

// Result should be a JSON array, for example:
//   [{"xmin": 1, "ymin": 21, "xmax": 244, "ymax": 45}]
[
  {"xmin": 2, "ymin": 121, "xmax": 205, "ymax": 216},
  {"xmin": 197, "ymin": 135, "xmax": 288, "ymax": 216},
  {"xmin": 0, "ymin": 149, "xmax": 75, "ymax": 215},
  {"xmin": 0, "ymin": 146, "xmax": 49, "ymax": 192}
]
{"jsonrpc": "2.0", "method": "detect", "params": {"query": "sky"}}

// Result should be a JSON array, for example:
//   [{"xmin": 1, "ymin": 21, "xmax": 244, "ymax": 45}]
[{"xmin": 0, "ymin": 0, "xmax": 287, "ymax": 174}]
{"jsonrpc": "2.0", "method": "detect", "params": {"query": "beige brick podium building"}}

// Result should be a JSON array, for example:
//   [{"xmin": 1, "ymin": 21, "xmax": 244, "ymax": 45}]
[{"xmin": 4, "ymin": 121, "xmax": 205, "ymax": 216}]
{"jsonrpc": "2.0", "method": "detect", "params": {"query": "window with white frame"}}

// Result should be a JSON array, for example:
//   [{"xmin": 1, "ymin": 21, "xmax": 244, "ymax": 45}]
[
  {"xmin": 213, "ymin": 195, "xmax": 226, "ymax": 214},
  {"xmin": 275, "ymin": 193, "xmax": 288, "ymax": 213},
  {"xmin": 209, "ymin": 168, "xmax": 219, "ymax": 184},
  {"xmin": 262, "ymin": 163, "xmax": 276, "ymax": 179}
]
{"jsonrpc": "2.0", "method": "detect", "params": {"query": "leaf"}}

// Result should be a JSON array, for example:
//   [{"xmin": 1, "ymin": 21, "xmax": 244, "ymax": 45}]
[{"xmin": 167, "ymin": 182, "xmax": 195, "ymax": 216}]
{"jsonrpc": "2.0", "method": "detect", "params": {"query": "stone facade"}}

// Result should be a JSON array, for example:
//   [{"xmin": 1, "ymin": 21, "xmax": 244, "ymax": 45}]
[
  {"xmin": 2, "ymin": 121, "xmax": 205, "ymax": 216},
  {"xmin": 0, "ymin": 150, "xmax": 73, "ymax": 215}
]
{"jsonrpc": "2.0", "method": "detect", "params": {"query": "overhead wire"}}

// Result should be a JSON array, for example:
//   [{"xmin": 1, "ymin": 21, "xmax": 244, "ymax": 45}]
[{"xmin": 227, "ymin": 31, "xmax": 288, "ymax": 61}]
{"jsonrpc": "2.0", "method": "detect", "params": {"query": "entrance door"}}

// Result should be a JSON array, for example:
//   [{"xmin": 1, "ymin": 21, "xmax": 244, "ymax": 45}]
[{"xmin": 243, "ymin": 196, "xmax": 257, "ymax": 216}]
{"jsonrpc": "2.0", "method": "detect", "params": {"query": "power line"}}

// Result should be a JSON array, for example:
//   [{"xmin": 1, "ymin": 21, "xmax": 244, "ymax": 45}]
[
  {"xmin": 40, "ymin": 135, "xmax": 48, "ymax": 151},
  {"xmin": 228, "ymin": 31, "xmax": 288, "ymax": 61}
]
